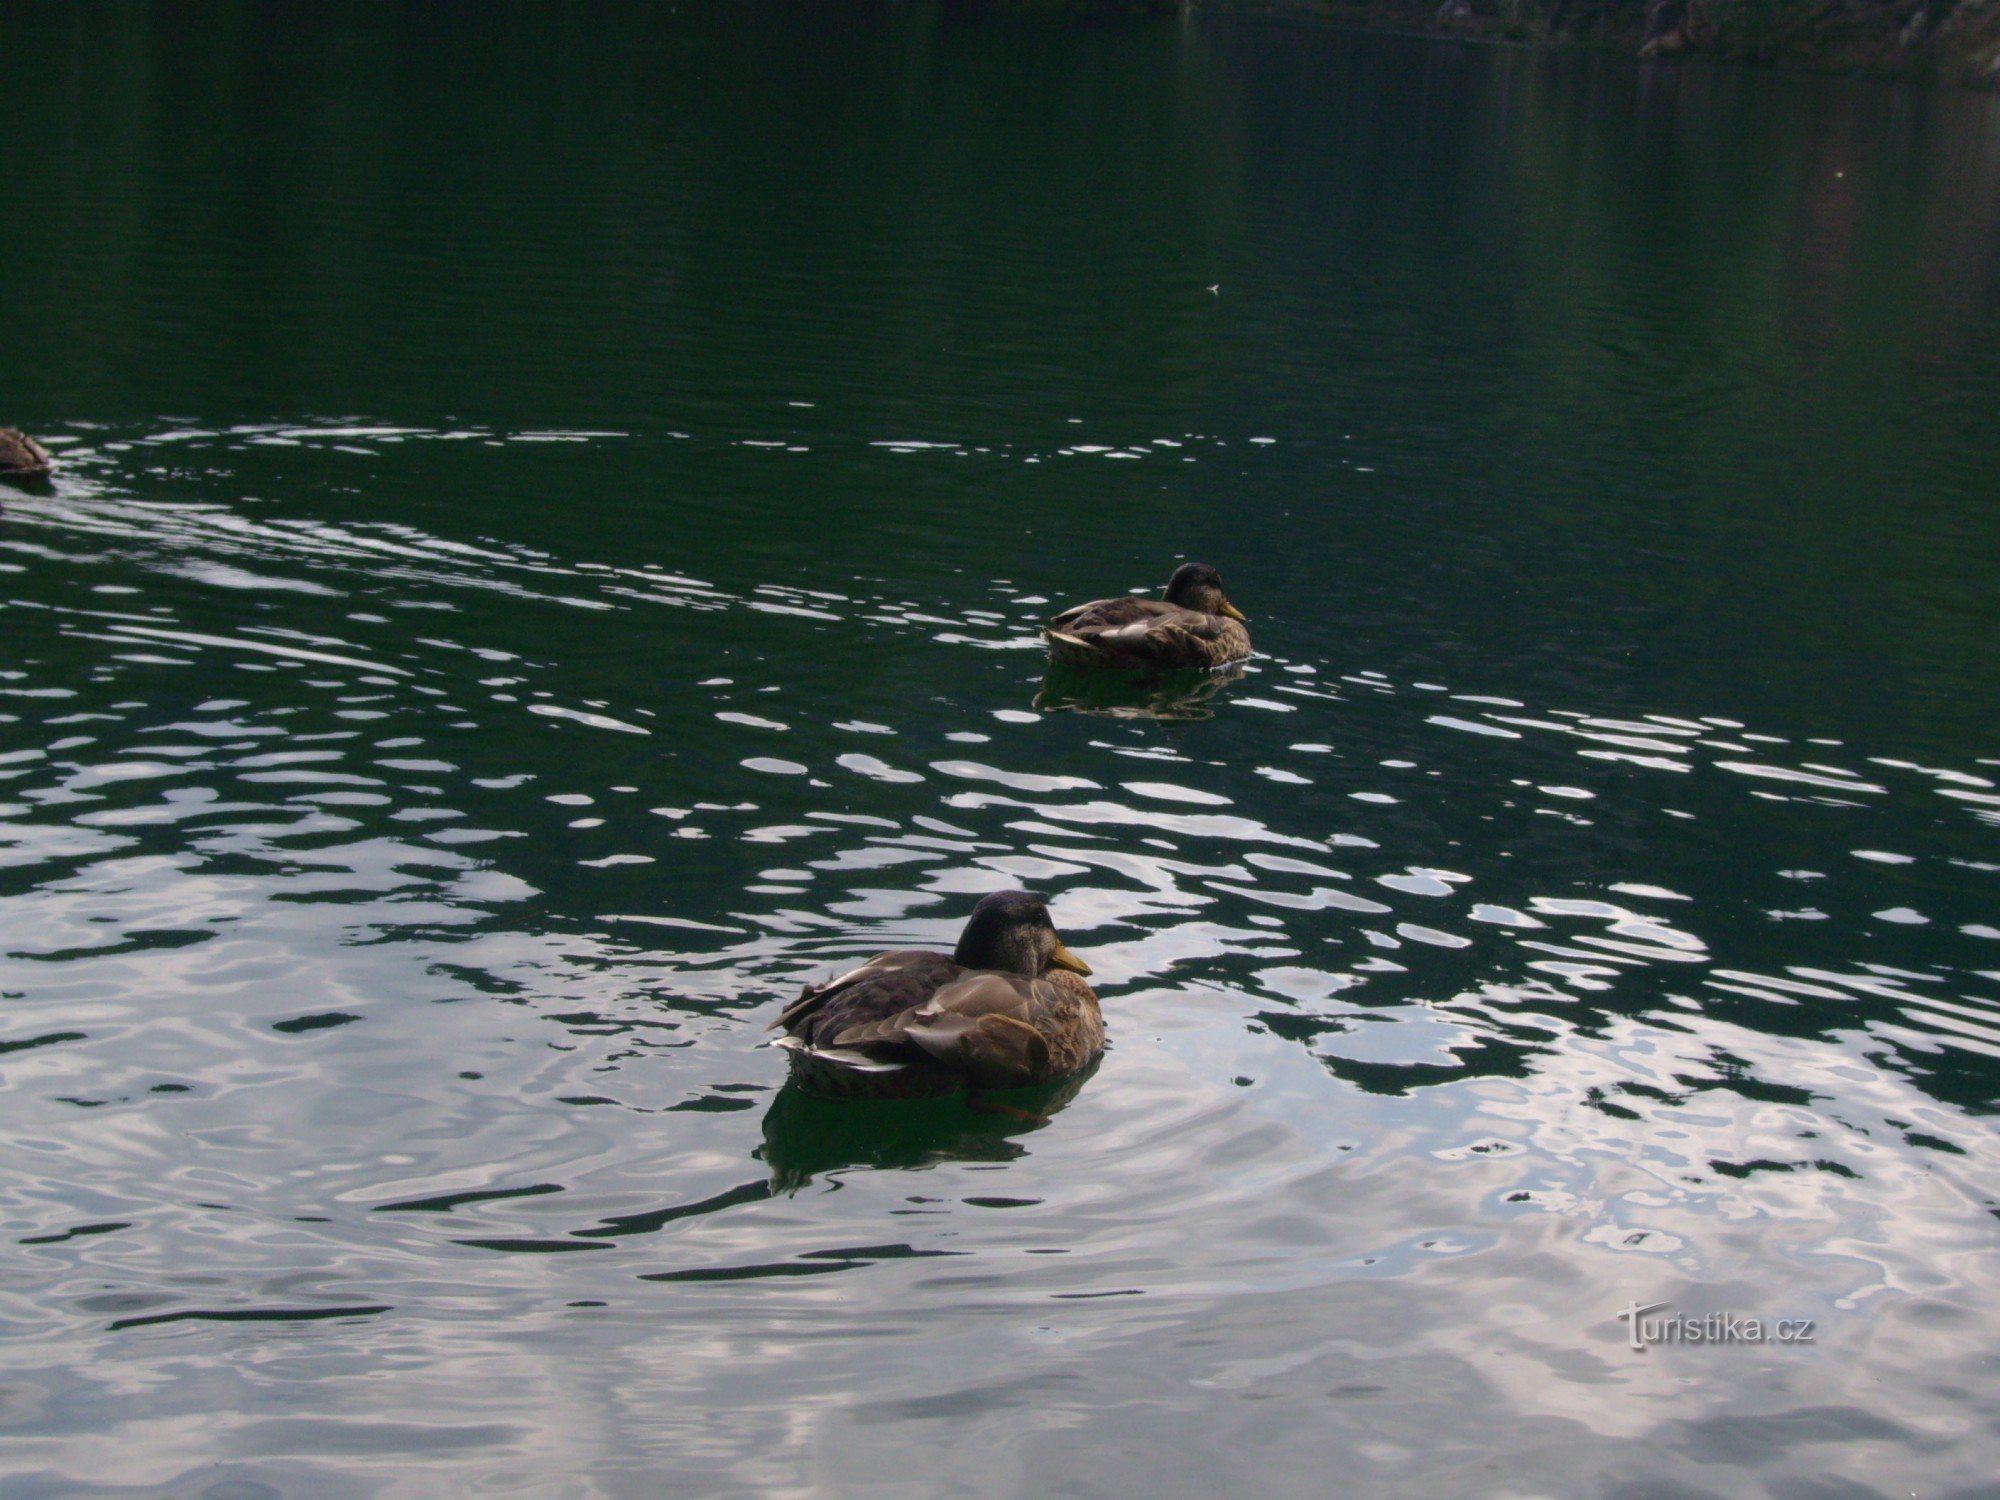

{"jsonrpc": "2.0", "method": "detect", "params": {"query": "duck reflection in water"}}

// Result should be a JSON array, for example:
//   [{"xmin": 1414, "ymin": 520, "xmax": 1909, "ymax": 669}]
[
  {"xmin": 757, "ymin": 1065, "xmax": 1096, "ymax": 1192},
  {"xmin": 1035, "ymin": 657, "xmax": 1247, "ymax": 721}
]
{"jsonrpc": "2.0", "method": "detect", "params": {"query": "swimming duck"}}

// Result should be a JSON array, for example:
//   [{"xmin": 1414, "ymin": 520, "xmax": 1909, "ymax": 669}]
[
  {"xmin": 770, "ymin": 890, "xmax": 1101, "ymax": 1098},
  {"xmin": 1044, "ymin": 562, "xmax": 1250, "ymax": 670},
  {"xmin": 0, "ymin": 430, "xmax": 54, "ymax": 482}
]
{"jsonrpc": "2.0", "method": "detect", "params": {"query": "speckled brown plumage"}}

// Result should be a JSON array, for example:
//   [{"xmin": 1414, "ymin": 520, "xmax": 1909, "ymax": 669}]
[
  {"xmin": 770, "ymin": 891, "xmax": 1102, "ymax": 1099},
  {"xmin": 0, "ymin": 430, "xmax": 53, "ymax": 479},
  {"xmin": 1044, "ymin": 561, "xmax": 1250, "ymax": 670}
]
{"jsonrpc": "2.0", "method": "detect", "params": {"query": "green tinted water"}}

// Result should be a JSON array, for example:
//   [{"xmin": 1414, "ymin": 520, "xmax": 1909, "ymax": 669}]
[{"xmin": 4, "ymin": 6, "xmax": 2000, "ymax": 1496}]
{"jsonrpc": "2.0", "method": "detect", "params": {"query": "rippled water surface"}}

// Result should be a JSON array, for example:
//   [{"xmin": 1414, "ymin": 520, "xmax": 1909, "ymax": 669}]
[{"xmin": 5, "ymin": 6, "xmax": 2000, "ymax": 1496}]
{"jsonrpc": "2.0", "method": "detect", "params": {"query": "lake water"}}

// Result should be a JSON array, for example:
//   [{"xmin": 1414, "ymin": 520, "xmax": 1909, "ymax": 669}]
[{"xmin": 4, "ymin": 6, "xmax": 2000, "ymax": 1496}]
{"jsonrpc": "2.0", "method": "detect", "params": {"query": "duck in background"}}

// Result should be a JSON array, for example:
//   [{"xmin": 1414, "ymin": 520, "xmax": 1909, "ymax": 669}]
[{"xmin": 1043, "ymin": 561, "xmax": 1250, "ymax": 670}]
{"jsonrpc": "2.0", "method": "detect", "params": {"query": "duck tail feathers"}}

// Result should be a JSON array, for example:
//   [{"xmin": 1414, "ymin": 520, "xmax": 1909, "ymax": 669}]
[{"xmin": 772, "ymin": 1035, "xmax": 909, "ymax": 1074}]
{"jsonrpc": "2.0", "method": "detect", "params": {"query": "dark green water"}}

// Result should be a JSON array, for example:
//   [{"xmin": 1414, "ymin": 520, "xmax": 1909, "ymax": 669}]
[{"xmin": 5, "ymin": 5, "xmax": 2000, "ymax": 1496}]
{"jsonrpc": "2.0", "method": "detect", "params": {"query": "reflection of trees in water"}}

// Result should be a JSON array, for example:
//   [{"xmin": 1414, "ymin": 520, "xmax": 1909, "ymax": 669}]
[{"xmin": 757, "ymin": 1064, "xmax": 1097, "ymax": 1193}]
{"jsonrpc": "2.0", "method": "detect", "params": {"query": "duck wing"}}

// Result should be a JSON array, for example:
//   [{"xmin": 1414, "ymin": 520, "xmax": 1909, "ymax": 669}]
[
  {"xmin": 770, "ymin": 949, "xmax": 958, "ymax": 1040},
  {"xmin": 1051, "ymin": 600, "xmax": 1239, "ymax": 663},
  {"xmin": 1048, "ymin": 596, "xmax": 1170, "ymax": 634},
  {"xmin": 829, "ymin": 970, "xmax": 1053, "ymax": 1087},
  {"xmin": 1146, "ymin": 608, "xmax": 1242, "ymax": 651}
]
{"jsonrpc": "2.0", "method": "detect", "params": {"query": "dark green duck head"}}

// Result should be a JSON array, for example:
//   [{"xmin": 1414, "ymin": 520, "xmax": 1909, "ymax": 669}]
[
  {"xmin": 1163, "ymin": 562, "xmax": 1248, "ymax": 622},
  {"xmin": 952, "ymin": 890, "xmax": 1092, "ymax": 977}
]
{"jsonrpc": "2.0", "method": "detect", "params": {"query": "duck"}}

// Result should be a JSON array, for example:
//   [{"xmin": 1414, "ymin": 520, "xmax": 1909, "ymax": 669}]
[
  {"xmin": 1043, "ymin": 562, "xmax": 1250, "ymax": 670},
  {"xmin": 770, "ymin": 889, "xmax": 1101, "ymax": 1099},
  {"xmin": 0, "ymin": 430, "xmax": 54, "ymax": 481}
]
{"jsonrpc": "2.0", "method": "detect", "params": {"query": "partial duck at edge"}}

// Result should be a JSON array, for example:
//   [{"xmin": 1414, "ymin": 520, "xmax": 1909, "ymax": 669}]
[{"xmin": 0, "ymin": 430, "xmax": 54, "ymax": 483}]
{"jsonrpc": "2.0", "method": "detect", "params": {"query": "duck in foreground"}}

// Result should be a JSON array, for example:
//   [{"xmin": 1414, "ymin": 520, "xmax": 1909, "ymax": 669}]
[
  {"xmin": 1043, "ymin": 561, "xmax": 1250, "ymax": 670},
  {"xmin": 770, "ymin": 890, "xmax": 1101, "ymax": 1099},
  {"xmin": 0, "ymin": 430, "xmax": 54, "ymax": 483}
]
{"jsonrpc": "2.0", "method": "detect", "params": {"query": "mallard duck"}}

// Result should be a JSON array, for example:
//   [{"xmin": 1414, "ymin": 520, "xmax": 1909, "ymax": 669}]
[
  {"xmin": 1044, "ymin": 562, "xmax": 1250, "ymax": 670},
  {"xmin": 0, "ymin": 430, "xmax": 54, "ymax": 481},
  {"xmin": 770, "ymin": 890, "xmax": 1101, "ymax": 1099}
]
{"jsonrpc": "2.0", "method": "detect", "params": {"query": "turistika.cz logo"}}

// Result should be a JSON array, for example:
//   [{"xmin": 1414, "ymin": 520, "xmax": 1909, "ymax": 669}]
[{"xmin": 1616, "ymin": 1300, "xmax": 1816, "ymax": 1351}]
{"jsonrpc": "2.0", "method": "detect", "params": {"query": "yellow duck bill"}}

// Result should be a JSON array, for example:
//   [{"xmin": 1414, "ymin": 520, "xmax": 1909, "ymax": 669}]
[{"xmin": 1050, "ymin": 941, "xmax": 1092, "ymax": 975}]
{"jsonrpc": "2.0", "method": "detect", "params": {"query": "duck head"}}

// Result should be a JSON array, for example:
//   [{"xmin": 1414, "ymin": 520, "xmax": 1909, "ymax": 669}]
[
  {"xmin": 1163, "ymin": 562, "xmax": 1247, "ymax": 622},
  {"xmin": 953, "ymin": 890, "xmax": 1092, "ymax": 977}
]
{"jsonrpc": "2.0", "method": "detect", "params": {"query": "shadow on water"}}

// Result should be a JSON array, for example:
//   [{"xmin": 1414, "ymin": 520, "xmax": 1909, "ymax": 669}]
[
  {"xmin": 1033, "ymin": 659, "xmax": 1247, "ymax": 721},
  {"xmin": 757, "ymin": 1066, "xmax": 1098, "ymax": 1193}
]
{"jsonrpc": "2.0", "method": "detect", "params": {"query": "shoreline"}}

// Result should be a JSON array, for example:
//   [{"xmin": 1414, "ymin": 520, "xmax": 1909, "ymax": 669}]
[{"xmin": 1183, "ymin": 0, "xmax": 2000, "ymax": 88}]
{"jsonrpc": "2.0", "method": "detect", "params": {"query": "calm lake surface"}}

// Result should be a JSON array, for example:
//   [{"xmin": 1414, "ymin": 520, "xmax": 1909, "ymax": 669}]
[{"xmin": 4, "ymin": 5, "xmax": 2000, "ymax": 1496}]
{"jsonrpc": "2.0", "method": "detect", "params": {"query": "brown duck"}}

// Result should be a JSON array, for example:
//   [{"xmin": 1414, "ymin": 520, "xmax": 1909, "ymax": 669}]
[
  {"xmin": 771, "ymin": 890, "xmax": 1101, "ymax": 1098},
  {"xmin": 1044, "ymin": 562, "xmax": 1250, "ymax": 670},
  {"xmin": 0, "ymin": 430, "xmax": 54, "ymax": 482}
]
